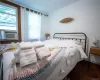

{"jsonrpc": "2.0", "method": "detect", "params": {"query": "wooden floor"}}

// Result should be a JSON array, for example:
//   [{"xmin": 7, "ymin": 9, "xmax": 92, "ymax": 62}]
[{"xmin": 63, "ymin": 60, "xmax": 100, "ymax": 80}]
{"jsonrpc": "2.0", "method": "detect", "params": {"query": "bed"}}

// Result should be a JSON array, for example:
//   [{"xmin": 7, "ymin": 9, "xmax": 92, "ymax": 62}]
[{"xmin": 3, "ymin": 33, "xmax": 88, "ymax": 80}]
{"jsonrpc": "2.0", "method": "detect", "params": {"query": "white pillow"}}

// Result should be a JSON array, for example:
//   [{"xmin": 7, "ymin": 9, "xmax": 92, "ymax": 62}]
[
  {"xmin": 43, "ymin": 39, "xmax": 59, "ymax": 45},
  {"xmin": 45, "ymin": 44, "xmax": 57, "ymax": 51},
  {"xmin": 59, "ymin": 40, "xmax": 81, "ymax": 45},
  {"xmin": 20, "ymin": 48, "xmax": 37, "ymax": 67},
  {"xmin": 36, "ymin": 47, "xmax": 51, "ymax": 60}
]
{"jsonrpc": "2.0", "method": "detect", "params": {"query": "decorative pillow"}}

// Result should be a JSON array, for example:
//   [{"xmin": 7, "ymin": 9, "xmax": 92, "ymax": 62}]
[{"xmin": 36, "ymin": 47, "xmax": 51, "ymax": 60}]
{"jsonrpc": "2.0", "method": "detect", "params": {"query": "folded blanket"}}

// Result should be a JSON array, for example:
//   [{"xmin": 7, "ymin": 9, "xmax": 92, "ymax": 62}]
[
  {"xmin": 20, "ymin": 48, "xmax": 37, "ymax": 67},
  {"xmin": 18, "ymin": 42, "xmax": 33, "ymax": 50},
  {"xmin": 32, "ymin": 41, "xmax": 44, "ymax": 48},
  {"xmin": 14, "ymin": 48, "xmax": 21, "ymax": 56},
  {"xmin": 36, "ymin": 47, "xmax": 51, "ymax": 60},
  {"xmin": 13, "ymin": 48, "xmax": 21, "ymax": 63},
  {"xmin": 20, "ymin": 48, "xmax": 36, "ymax": 57}
]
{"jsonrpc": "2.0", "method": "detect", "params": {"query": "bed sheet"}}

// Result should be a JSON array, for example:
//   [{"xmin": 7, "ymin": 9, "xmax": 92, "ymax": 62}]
[{"xmin": 3, "ymin": 51, "xmax": 15, "ymax": 80}]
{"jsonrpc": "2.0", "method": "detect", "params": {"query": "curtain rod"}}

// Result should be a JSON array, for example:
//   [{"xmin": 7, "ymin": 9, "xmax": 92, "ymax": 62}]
[
  {"xmin": 23, "ymin": 7, "xmax": 48, "ymax": 17},
  {"xmin": 4, "ymin": 0, "xmax": 48, "ymax": 17}
]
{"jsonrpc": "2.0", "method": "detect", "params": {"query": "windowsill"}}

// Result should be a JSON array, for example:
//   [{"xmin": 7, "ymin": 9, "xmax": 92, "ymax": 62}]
[
  {"xmin": 0, "ymin": 39, "xmax": 19, "ymax": 44},
  {"xmin": 0, "ymin": 39, "xmax": 18, "ymax": 41}
]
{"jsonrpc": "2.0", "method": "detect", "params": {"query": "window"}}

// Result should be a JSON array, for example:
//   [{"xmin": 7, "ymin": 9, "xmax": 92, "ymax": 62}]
[
  {"xmin": 0, "ymin": 2, "xmax": 17, "ymax": 31},
  {"xmin": 0, "ymin": 1, "xmax": 21, "ymax": 41},
  {"xmin": 27, "ymin": 11, "xmax": 41, "ymax": 40}
]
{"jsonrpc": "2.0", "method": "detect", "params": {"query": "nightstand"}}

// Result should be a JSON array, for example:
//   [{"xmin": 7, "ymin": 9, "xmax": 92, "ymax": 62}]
[
  {"xmin": 89, "ymin": 48, "xmax": 100, "ymax": 62},
  {"xmin": 88, "ymin": 48, "xmax": 100, "ymax": 71}
]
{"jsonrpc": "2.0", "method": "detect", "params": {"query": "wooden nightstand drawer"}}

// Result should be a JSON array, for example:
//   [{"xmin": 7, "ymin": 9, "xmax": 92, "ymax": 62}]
[{"xmin": 90, "ymin": 48, "xmax": 100, "ymax": 55}]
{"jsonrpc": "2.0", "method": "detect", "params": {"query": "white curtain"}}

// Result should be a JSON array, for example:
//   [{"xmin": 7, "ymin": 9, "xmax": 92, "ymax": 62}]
[
  {"xmin": 21, "ymin": 7, "xmax": 28, "ymax": 41},
  {"xmin": 28, "ymin": 11, "xmax": 41, "ymax": 40},
  {"xmin": 21, "ymin": 7, "xmax": 41, "ymax": 41}
]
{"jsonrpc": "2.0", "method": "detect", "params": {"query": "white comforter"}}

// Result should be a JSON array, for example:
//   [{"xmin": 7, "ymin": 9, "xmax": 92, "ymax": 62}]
[
  {"xmin": 47, "ymin": 47, "xmax": 86, "ymax": 80},
  {"xmin": 37, "ymin": 39, "xmax": 87, "ymax": 80},
  {"xmin": 3, "ymin": 39, "xmax": 87, "ymax": 80}
]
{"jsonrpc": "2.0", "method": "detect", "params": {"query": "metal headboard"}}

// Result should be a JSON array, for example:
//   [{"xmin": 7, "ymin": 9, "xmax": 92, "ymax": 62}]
[{"xmin": 53, "ymin": 33, "xmax": 87, "ymax": 53}]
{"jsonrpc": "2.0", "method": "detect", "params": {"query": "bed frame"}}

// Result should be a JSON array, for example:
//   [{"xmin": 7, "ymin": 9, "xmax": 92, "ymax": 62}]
[{"xmin": 53, "ymin": 32, "xmax": 87, "ymax": 53}]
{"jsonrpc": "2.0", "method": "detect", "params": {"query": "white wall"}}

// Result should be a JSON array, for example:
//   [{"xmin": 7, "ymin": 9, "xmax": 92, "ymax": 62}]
[{"xmin": 48, "ymin": 0, "xmax": 100, "ymax": 63}]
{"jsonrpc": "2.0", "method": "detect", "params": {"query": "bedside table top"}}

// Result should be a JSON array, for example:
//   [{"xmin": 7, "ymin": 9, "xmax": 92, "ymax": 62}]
[{"xmin": 90, "ymin": 48, "xmax": 100, "ymax": 56}]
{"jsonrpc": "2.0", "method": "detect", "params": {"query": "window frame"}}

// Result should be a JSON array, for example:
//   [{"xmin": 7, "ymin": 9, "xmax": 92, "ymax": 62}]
[{"xmin": 1, "ymin": 1, "xmax": 21, "ymax": 41}]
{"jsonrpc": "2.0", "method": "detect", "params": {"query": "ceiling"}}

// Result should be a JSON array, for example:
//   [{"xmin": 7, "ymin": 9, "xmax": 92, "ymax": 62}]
[{"xmin": 12, "ymin": 0, "xmax": 80, "ymax": 14}]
